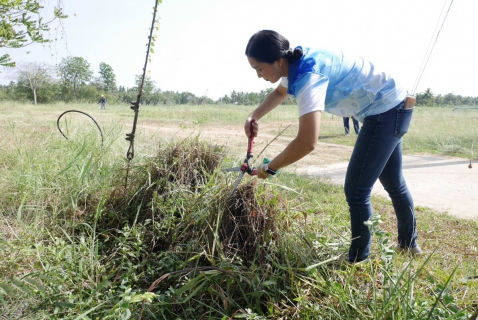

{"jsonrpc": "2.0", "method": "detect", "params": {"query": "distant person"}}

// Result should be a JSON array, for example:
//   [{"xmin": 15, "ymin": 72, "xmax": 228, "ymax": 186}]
[
  {"xmin": 343, "ymin": 116, "xmax": 360, "ymax": 136},
  {"xmin": 99, "ymin": 95, "xmax": 106, "ymax": 110},
  {"xmin": 243, "ymin": 30, "xmax": 420, "ymax": 263}
]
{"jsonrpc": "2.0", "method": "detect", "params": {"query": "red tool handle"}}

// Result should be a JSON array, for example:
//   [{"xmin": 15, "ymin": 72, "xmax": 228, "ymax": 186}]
[{"xmin": 247, "ymin": 119, "xmax": 256, "ymax": 154}]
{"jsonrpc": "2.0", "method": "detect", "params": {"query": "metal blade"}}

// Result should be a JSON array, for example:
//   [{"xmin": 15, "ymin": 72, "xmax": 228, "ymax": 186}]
[
  {"xmin": 223, "ymin": 167, "xmax": 241, "ymax": 172},
  {"xmin": 229, "ymin": 172, "xmax": 245, "ymax": 196}
]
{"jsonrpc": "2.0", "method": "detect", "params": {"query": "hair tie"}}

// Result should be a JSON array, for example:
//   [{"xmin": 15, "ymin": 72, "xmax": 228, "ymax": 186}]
[
  {"xmin": 293, "ymin": 47, "xmax": 303, "ymax": 61},
  {"xmin": 283, "ymin": 48, "xmax": 303, "ymax": 62},
  {"xmin": 282, "ymin": 49, "xmax": 292, "ymax": 59}
]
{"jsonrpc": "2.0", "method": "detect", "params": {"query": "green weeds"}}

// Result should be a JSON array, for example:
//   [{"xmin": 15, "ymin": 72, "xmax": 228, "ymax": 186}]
[{"xmin": 0, "ymin": 103, "xmax": 477, "ymax": 319}]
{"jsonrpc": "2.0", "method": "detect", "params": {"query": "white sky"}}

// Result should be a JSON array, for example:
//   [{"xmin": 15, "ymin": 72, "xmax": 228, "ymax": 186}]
[{"xmin": 2, "ymin": 0, "xmax": 478, "ymax": 100}]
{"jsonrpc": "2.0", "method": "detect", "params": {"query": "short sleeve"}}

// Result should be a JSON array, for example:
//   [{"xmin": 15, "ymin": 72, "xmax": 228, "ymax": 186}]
[
  {"xmin": 280, "ymin": 77, "xmax": 288, "ymax": 88},
  {"xmin": 292, "ymin": 73, "xmax": 328, "ymax": 117}
]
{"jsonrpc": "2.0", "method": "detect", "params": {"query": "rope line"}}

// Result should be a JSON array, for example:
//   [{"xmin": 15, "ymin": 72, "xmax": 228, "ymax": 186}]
[
  {"xmin": 57, "ymin": 110, "xmax": 104, "ymax": 146},
  {"xmin": 411, "ymin": 0, "xmax": 448, "ymax": 94},
  {"xmin": 411, "ymin": 0, "xmax": 454, "ymax": 95}
]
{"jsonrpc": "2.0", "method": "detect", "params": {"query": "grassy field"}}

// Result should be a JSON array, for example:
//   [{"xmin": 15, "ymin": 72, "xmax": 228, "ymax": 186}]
[
  {"xmin": 0, "ymin": 102, "xmax": 477, "ymax": 319},
  {"xmin": 2, "ymin": 102, "xmax": 477, "ymax": 158},
  {"xmin": 127, "ymin": 103, "xmax": 478, "ymax": 159}
]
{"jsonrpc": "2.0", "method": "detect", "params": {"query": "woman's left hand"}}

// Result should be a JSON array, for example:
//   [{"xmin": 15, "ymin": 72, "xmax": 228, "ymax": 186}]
[{"xmin": 256, "ymin": 163, "xmax": 272, "ymax": 179}]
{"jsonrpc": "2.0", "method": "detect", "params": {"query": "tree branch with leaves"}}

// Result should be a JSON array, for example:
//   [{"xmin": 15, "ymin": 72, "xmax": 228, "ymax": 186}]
[{"xmin": 0, "ymin": 0, "xmax": 68, "ymax": 68}]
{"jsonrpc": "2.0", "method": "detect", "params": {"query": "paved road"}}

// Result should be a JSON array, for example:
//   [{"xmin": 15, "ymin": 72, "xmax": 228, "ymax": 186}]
[{"xmin": 296, "ymin": 155, "xmax": 478, "ymax": 220}]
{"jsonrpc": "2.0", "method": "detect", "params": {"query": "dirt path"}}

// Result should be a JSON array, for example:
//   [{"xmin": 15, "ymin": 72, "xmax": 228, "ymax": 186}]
[
  {"xmin": 297, "ymin": 155, "xmax": 477, "ymax": 220},
  {"xmin": 138, "ymin": 121, "xmax": 353, "ymax": 166},
  {"xmin": 139, "ymin": 121, "xmax": 478, "ymax": 220}
]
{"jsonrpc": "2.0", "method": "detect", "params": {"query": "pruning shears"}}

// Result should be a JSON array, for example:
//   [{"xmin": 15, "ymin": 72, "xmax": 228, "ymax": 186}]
[{"xmin": 224, "ymin": 119, "xmax": 258, "ymax": 195}]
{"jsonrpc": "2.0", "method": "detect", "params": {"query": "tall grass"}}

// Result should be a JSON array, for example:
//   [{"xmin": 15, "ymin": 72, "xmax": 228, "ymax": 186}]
[{"xmin": 0, "ymin": 102, "xmax": 477, "ymax": 319}]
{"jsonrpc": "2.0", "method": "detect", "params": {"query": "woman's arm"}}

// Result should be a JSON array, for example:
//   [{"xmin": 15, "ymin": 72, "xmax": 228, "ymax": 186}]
[
  {"xmin": 257, "ymin": 110, "xmax": 322, "ymax": 178},
  {"xmin": 244, "ymin": 84, "xmax": 288, "ymax": 137}
]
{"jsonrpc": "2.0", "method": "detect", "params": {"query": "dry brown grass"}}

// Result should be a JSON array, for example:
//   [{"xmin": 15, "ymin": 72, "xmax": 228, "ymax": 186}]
[{"xmin": 222, "ymin": 181, "xmax": 278, "ymax": 265}]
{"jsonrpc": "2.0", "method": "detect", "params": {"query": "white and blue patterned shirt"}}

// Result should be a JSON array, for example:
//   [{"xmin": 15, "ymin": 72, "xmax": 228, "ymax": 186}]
[{"xmin": 280, "ymin": 46, "xmax": 406, "ymax": 122}]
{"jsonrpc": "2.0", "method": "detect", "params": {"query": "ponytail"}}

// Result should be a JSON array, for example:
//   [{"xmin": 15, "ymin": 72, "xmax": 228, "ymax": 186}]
[{"xmin": 283, "ymin": 47, "xmax": 303, "ymax": 63}]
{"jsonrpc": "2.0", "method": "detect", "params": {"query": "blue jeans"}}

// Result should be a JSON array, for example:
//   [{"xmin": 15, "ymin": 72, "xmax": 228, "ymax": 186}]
[
  {"xmin": 344, "ymin": 101, "xmax": 417, "ymax": 262},
  {"xmin": 343, "ymin": 117, "xmax": 360, "ymax": 134}
]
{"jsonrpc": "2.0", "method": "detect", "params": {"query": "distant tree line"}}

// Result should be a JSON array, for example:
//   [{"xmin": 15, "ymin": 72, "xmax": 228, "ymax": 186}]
[
  {"xmin": 1, "ymin": 58, "xmax": 477, "ymax": 107},
  {"xmin": 217, "ymin": 88, "xmax": 296, "ymax": 106},
  {"xmin": 415, "ymin": 88, "xmax": 478, "ymax": 107},
  {"xmin": 0, "ymin": 58, "xmax": 297, "ymax": 106}
]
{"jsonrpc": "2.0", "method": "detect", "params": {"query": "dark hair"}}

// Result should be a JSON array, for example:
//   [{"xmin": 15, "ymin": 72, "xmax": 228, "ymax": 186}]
[{"xmin": 245, "ymin": 30, "xmax": 303, "ymax": 64}]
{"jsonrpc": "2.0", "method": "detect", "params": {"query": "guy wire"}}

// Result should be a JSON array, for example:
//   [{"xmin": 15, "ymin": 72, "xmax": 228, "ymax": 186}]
[{"xmin": 411, "ymin": 0, "xmax": 454, "ymax": 95}]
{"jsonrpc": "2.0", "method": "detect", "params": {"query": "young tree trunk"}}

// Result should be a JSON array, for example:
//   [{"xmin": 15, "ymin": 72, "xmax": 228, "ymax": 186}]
[
  {"xmin": 73, "ymin": 76, "xmax": 78, "ymax": 100},
  {"xmin": 26, "ymin": 74, "xmax": 37, "ymax": 105}
]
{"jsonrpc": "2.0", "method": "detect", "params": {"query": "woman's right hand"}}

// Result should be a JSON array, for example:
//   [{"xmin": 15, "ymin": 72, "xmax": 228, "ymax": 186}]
[{"xmin": 244, "ymin": 117, "xmax": 259, "ymax": 138}]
